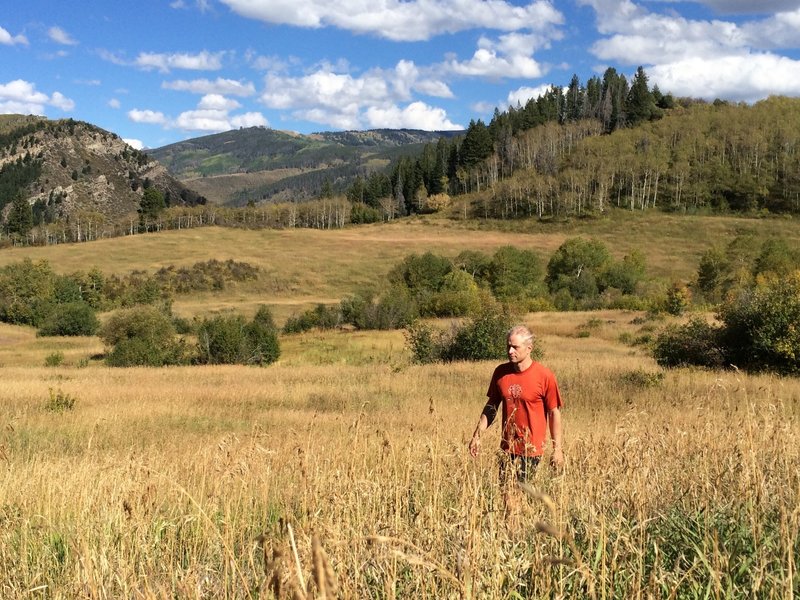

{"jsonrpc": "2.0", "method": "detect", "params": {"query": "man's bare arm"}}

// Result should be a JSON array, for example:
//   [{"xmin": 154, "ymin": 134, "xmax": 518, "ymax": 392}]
[{"xmin": 548, "ymin": 407, "xmax": 564, "ymax": 468}]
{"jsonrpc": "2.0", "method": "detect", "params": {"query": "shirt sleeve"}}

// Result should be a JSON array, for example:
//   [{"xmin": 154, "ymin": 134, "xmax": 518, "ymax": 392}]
[
  {"xmin": 482, "ymin": 367, "xmax": 503, "ymax": 427},
  {"xmin": 543, "ymin": 369, "xmax": 563, "ymax": 412}
]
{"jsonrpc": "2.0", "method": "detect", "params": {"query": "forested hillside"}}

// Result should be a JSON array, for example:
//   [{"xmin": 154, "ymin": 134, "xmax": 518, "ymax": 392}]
[
  {"xmin": 0, "ymin": 116, "xmax": 205, "ymax": 245},
  {"xmin": 381, "ymin": 68, "xmax": 800, "ymax": 219},
  {"xmin": 149, "ymin": 127, "xmax": 461, "ymax": 205}
]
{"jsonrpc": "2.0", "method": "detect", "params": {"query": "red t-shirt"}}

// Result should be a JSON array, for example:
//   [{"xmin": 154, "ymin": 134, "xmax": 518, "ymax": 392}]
[{"xmin": 484, "ymin": 361, "xmax": 563, "ymax": 457}]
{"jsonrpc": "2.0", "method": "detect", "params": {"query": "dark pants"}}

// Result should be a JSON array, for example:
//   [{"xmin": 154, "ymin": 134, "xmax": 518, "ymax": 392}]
[{"xmin": 500, "ymin": 453, "xmax": 541, "ymax": 483}]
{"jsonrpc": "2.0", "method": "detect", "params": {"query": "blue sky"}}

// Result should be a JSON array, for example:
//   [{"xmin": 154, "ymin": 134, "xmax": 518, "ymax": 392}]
[{"xmin": 2, "ymin": 0, "xmax": 800, "ymax": 149}]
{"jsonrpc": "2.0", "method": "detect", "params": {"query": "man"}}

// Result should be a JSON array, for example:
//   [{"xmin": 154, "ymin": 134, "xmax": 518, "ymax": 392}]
[{"xmin": 469, "ymin": 325, "xmax": 564, "ymax": 482}]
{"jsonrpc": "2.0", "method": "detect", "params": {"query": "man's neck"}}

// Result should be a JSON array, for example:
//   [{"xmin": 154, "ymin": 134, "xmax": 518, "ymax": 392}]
[{"xmin": 513, "ymin": 357, "xmax": 533, "ymax": 372}]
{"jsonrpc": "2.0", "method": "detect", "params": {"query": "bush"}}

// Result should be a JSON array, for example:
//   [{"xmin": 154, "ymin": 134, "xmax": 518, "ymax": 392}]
[
  {"xmin": 44, "ymin": 352, "xmax": 64, "ymax": 367},
  {"xmin": 340, "ymin": 287, "xmax": 417, "ymax": 330},
  {"xmin": 197, "ymin": 306, "xmax": 280, "ymax": 365},
  {"xmin": 389, "ymin": 252, "xmax": 452, "ymax": 297},
  {"xmin": 488, "ymin": 245, "xmax": 546, "ymax": 302},
  {"xmin": 283, "ymin": 304, "xmax": 341, "ymax": 334},
  {"xmin": 44, "ymin": 388, "xmax": 76, "ymax": 412},
  {"xmin": 244, "ymin": 306, "xmax": 281, "ymax": 365},
  {"xmin": 718, "ymin": 275, "xmax": 800, "ymax": 374},
  {"xmin": 406, "ymin": 303, "xmax": 518, "ymax": 364},
  {"xmin": 652, "ymin": 317, "xmax": 726, "ymax": 369},
  {"xmin": 100, "ymin": 306, "xmax": 186, "ymax": 367},
  {"xmin": 430, "ymin": 270, "xmax": 481, "ymax": 317},
  {"xmin": 546, "ymin": 237, "xmax": 611, "ymax": 300},
  {"xmin": 37, "ymin": 302, "xmax": 99, "ymax": 337}
]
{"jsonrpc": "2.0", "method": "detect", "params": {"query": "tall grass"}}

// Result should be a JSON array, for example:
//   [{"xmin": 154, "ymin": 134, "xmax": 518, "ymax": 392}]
[{"xmin": 0, "ymin": 312, "xmax": 797, "ymax": 598}]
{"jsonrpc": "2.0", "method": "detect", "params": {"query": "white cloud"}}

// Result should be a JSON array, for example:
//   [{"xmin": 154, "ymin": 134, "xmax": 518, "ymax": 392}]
[
  {"xmin": 197, "ymin": 93, "xmax": 241, "ymax": 111},
  {"xmin": 219, "ymin": 0, "xmax": 563, "ymax": 42},
  {"xmin": 129, "ymin": 96, "xmax": 268, "ymax": 133},
  {"xmin": 123, "ymin": 138, "xmax": 144, "ymax": 150},
  {"xmin": 128, "ymin": 108, "xmax": 169, "ymax": 125},
  {"xmin": 0, "ymin": 79, "xmax": 74, "ymax": 114},
  {"xmin": 365, "ymin": 101, "xmax": 462, "ymax": 130},
  {"xmin": 108, "ymin": 98, "xmax": 121, "ymax": 109},
  {"xmin": 134, "ymin": 50, "xmax": 225, "ymax": 73},
  {"xmin": 506, "ymin": 84, "xmax": 553, "ymax": 107},
  {"xmin": 696, "ymin": 0, "xmax": 800, "ymax": 14},
  {"xmin": 231, "ymin": 112, "xmax": 269, "ymax": 128},
  {"xmin": 48, "ymin": 26, "xmax": 78, "ymax": 45},
  {"xmin": 162, "ymin": 77, "xmax": 256, "ymax": 96},
  {"xmin": 580, "ymin": 0, "xmax": 800, "ymax": 102},
  {"xmin": 445, "ymin": 34, "xmax": 547, "ymax": 78},
  {"xmin": 50, "ymin": 92, "xmax": 75, "ymax": 111},
  {"xmin": 0, "ymin": 26, "xmax": 28, "ymax": 46},
  {"xmin": 650, "ymin": 53, "xmax": 800, "ymax": 102}
]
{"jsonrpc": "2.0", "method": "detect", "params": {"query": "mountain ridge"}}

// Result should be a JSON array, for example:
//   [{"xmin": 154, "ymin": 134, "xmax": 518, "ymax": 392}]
[{"xmin": 148, "ymin": 126, "xmax": 463, "ymax": 205}]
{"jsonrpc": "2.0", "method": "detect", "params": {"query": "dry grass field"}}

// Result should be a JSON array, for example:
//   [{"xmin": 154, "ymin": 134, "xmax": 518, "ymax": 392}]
[{"xmin": 0, "ymin": 217, "xmax": 799, "ymax": 598}]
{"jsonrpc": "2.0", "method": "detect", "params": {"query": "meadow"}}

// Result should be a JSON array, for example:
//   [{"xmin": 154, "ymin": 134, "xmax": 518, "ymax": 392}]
[{"xmin": 0, "ymin": 214, "xmax": 798, "ymax": 598}]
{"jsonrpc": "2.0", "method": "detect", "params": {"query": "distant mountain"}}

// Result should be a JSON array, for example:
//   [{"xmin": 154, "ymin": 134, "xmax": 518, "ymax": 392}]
[
  {"xmin": 0, "ymin": 115, "xmax": 205, "ymax": 227},
  {"xmin": 149, "ymin": 126, "xmax": 462, "ymax": 206}
]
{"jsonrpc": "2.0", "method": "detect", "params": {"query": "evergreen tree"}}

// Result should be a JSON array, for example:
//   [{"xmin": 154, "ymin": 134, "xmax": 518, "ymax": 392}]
[
  {"xmin": 626, "ymin": 66, "xmax": 659, "ymax": 126},
  {"xmin": 6, "ymin": 193, "xmax": 33, "ymax": 236},
  {"xmin": 459, "ymin": 119, "xmax": 493, "ymax": 169}
]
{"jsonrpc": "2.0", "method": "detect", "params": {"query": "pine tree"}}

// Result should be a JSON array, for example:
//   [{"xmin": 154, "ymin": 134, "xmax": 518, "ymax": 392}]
[{"xmin": 6, "ymin": 193, "xmax": 33, "ymax": 236}]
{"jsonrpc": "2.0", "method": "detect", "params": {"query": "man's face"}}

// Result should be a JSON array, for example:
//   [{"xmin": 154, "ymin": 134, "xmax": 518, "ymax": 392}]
[{"xmin": 507, "ymin": 333, "xmax": 532, "ymax": 365}]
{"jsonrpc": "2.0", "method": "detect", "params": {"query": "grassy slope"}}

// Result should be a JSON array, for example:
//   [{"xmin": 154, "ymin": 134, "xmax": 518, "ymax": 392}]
[{"xmin": 1, "ymin": 211, "xmax": 796, "ymax": 322}]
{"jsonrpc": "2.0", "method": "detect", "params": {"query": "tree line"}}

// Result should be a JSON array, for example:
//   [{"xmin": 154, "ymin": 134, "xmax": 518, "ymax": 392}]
[{"xmin": 376, "ymin": 69, "xmax": 800, "ymax": 219}]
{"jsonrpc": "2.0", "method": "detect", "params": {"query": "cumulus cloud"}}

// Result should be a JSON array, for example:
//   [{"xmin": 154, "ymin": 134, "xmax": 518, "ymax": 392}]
[
  {"xmin": 128, "ymin": 95, "xmax": 268, "ymax": 133},
  {"xmin": 365, "ymin": 101, "xmax": 462, "ymax": 130},
  {"xmin": 197, "ymin": 93, "xmax": 241, "ymax": 111},
  {"xmin": 261, "ymin": 59, "xmax": 463, "ymax": 130},
  {"xmin": 162, "ymin": 77, "xmax": 256, "ymax": 96},
  {"xmin": 506, "ymin": 84, "xmax": 554, "ymax": 107},
  {"xmin": 649, "ymin": 53, "xmax": 800, "ymax": 102},
  {"xmin": 128, "ymin": 108, "xmax": 170, "ymax": 125},
  {"xmin": 445, "ymin": 34, "xmax": 548, "ymax": 78},
  {"xmin": 134, "ymin": 50, "xmax": 225, "ymax": 73},
  {"xmin": 0, "ymin": 26, "xmax": 28, "ymax": 46},
  {"xmin": 580, "ymin": 0, "xmax": 800, "ymax": 103},
  {"xmin": 696, "ymin": 0, "xmax": 800, "ymax": 14},
  {"xmin": 48, "ymin": 26, "xmax": 78, "ymax": 45},
  {"xmin": 123, "ymin": 138, "xmax": 144, "ymax": 150},
  {"xmin": 0, "ymin": 79, "xmax": 74, "ymax": 114},
  {"xmin": 108, "ymin": 98, "xmax": 121, "ymax": 109},
  {"xmin": 219, "ymin": 0, "xmax": 563, "ymax": 42}
]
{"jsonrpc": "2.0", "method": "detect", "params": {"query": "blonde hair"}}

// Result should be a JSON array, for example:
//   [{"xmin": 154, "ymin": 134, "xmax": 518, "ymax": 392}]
[{"xmin": 507, "ymin": 324, "xmax": 534, "ymax": 346}]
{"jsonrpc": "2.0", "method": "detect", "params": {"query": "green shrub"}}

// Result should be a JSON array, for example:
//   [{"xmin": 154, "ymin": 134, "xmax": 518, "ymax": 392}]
[
  {"xmin": 430, "ymin": 270, "xmax": 481, "ymax": 317},
  {"xmin": 283, "ymin": 304, "xmax": 341, "ymax": 334},
  {"xmin": 546, "ymin": 237, "xmax": 611, "ymax": 300},
  {"xmin": 718, "ymin": 274, "xmax": 800, "ymax": 374},
  {"xmin": 652, "ymin": 317, "xmax": 725, "ymax": 369},
  {"xmin": 599, "ymin": 250, "xmax": 647, "ymax": 295},
  {"xmin": 406, "ymin": 303, "xmax": 518, "ymax": 364},
  {"xmin": 405, "ymin": 321, "xmax": 443, "ymax": 364},
  {"xmin": 488, "ymin": 245, "xmax": 545, "ymax": 302},
  {"xmin": 340, "ymin": 286, "xmax": 417, "ymax": 330},
  {"xmin": 664, "ymin": 281, "xmax": 692, "ymax": 316},
  {"xmin": 100, "ymin": 306, "xmax": 186, "ymax": 367},
  {"xmin": 37, "ymin": 302, "xmax": 99, "ymax": 337},
  {"xmin": 197, "ymin": 313, "xmax": 249, "ymax": 364},
  {"xmin": 388, "ymin": 252, "xmax": 453, "ymax": 295},
  {"xmin": 197, "ymin": 306, "xmax": 280, "ymax": 365},
  {"xmin": 44, "ymin": 351, "xmax": 64, "ymax": 367},
  {"xmin": 45, "ymin": 388, "xmax": 76, "ymax": 412},
  {"xmin": 350, "ymin": 202, "xmax": 381, "ymax": 224},
  {"xmin": 244, "ymin": 306, "xmax": 281, "ymax": 365}
]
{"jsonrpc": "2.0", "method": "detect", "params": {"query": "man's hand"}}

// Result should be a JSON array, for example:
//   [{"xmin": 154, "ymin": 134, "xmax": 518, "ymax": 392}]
[
  {"xmin": 550, "ymin": 446, "xmax": 564, "ymax": 470},
  {"xmin": 469, "ymin": 435, "xmax": 480, "ymax": 458}
]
